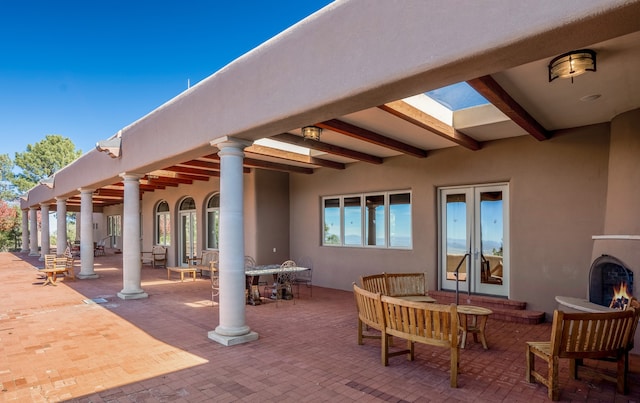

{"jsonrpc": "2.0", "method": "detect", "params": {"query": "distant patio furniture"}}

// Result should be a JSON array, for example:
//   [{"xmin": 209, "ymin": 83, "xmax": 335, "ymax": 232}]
[
  {"xmin": 94, "ymin": 237, "xmax": 108, "ymax": 256},
  {"xmin": 188, "ymin": 250, "xmax": 218, "ymax": 277},
  {"xmin": 167, "ymin": 266, "xmax": 197, "ymax": 282},
  {"xmin": 141, "ymin": 246, "xmax": 167, "ymax": 269}
]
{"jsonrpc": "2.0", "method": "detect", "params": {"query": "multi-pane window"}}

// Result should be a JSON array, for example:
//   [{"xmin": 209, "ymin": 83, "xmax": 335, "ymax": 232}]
[
  {"xmin": 322, "ymin": 190, "xmax": 412, "ymax": 249},
  {"xmin": 107, "ymin": 215, "xmax": 122, "ymax": 237},
  {"xmin": 156, "ymin": 201, "xmax": 171, "ymax": 246},
  {"xmin": 206, "ymin": 194, "xmax": 220, "ymax": 250}
]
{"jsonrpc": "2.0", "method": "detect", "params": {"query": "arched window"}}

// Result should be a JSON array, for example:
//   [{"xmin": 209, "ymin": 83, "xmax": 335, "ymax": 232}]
[
  {"xmin": 156, "ymin": 201, "xmax": 171, "ymax": 246},
  {"xmin": 206, "ymin": 194, "xmax": 220, "ymax": 250}
]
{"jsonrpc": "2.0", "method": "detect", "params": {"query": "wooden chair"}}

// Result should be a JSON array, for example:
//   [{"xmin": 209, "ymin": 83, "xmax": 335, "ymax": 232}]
[
  {"xmin": 360, "ymin": 273, "xmax": 388, "ymax": 295},
  {"xmin": 62, "ymin": 256, "xmax": 75, "ymax": 281},
  {"xmin": 141, "ymin": 246, "xmax": 167, "ymax": 269},
  {"xmin": 189, "ymin": 250, "xmax": 218, "ymax": 277},
  {"xmin": 573, "ymin": 298, "xmax": 640, "ymax": 394},
  {"xmin": 526, "ymin": 309, "xmax": 636, "ymax": 400}
]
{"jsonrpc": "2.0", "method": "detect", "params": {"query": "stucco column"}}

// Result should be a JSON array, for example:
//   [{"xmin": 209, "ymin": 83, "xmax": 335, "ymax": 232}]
[
  {"xmin": 56, "ymin": 197, "xmax": 67, "ymax": 254},
  {"xmin": 78, "ymin": 188, "xmax": 98, "ymax": 279},
  {"xmin": 29, "ymin": 207, "xmax": 39, "ymax": 256},
  {"xmin": 117, "ymin": 173, "xmax": 148, "ymax": 300},
  {"xmin": 21, "ymin": 209, "xmax": 29, "ymax": 253},
  {"xmin": 39, "ymin": 203, "xmax": 51, "ymax": 259},
  {"xmin": 208, "ymin": 138, "xmax": 258, "ymax": 346}
]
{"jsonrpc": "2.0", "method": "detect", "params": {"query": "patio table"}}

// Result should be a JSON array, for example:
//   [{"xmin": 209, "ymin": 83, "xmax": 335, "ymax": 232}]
[
  {"xmin": 457, "ymin": 305, "xmax": 493, "ymax": 349},
  {"xmin": 167, "ymin": 267, "xmax": 197, "ymax": 282}
]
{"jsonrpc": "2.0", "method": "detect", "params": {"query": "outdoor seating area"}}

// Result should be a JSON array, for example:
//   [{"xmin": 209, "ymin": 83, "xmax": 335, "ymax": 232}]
[{"xmin": 3, "ymin": 251, "xmax": 639, "ymax": 401}]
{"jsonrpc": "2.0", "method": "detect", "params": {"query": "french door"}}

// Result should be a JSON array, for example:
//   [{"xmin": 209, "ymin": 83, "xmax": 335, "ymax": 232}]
[
  {"xmin": 179, "ymin": 209, "xmax": 197, "ymax": 267},
  {"xmin": 439, "ymin": 184, "xmax": 509, "ymax": 297}
]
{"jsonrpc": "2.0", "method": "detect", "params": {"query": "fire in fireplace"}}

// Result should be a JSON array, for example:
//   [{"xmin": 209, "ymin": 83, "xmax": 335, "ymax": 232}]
[{"xmin": 589, "ymin": 254, "xmax": 634, "ymax": 309}]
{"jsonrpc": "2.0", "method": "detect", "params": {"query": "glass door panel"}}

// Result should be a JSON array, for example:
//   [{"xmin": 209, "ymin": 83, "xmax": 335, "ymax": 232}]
[
  {"xmin": 440, "ymin": 184, "xmax": 508, "ymax": 297},
  {"xmin": 179, "ymin": 211, "xmax": 197, "ymax": 266}
]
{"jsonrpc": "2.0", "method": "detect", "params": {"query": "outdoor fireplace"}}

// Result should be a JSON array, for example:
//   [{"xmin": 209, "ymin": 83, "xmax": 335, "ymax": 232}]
[{"xmin": 588, "ymin": 254, "xmax": 634, "ymax": 309}]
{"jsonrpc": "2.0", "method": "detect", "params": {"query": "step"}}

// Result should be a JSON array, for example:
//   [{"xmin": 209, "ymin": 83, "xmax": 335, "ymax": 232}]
[{"xmin": 428, "ymin": 290, "xmax": 546, "ymax": 325}]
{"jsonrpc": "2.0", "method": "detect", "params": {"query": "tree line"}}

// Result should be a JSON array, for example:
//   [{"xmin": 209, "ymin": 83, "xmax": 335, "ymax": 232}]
[{"xmin": 0, "ymin": 135, "xmax": 82, "ymax": 251}]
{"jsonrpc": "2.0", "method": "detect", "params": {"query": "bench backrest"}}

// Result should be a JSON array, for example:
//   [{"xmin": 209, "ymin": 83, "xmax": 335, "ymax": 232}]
[
  {"xmin": 385, "ymin": 272, "xmax": 426, "ymax": 297},
  {"xmin": 360, "ymin": 274, "xmax": 389, "ymax": 295},
  {"xmin": 381, "ymin": 295, "xmax": 458, "ymax": 348},
  {"xmin": 353, "ymin": 283, "xmax": 385, "ymax": 332},
  {"xmin": 550, "ymin": 308, "xmax": 636, "ymax": 360}
]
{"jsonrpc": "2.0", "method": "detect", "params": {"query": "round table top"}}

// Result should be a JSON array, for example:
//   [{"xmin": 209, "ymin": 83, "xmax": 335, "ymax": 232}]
[{"xmin": 457, "ymin": 305, "xmax": 493, "ymax": 315}]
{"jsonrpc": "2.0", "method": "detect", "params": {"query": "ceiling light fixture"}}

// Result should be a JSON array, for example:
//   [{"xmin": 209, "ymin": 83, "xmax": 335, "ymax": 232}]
[
  {"xmin": 301, "ymin": 125, "xmax": 322, "ymax": 141},
  {"xmin": 548, "ymin": 49, "xmax": 596, "ymax": 83}
]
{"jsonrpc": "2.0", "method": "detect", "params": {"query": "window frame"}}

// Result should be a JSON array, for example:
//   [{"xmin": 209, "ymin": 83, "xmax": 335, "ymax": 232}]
[
  {"xmin": 155, "ymin": 200, "xmax": 171, "ymax": 246},
  {"xmin": 322, "ymin": 190, "xmax": 412, "ymax": 249}
]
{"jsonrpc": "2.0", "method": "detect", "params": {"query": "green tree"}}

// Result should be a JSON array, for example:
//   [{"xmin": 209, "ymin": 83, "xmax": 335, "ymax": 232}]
[
  {"xmin": 0, "ymin": 153, "xmax": 18, "ymax": 201},
  {"xmin": 12, "ymin": 134, "xmax": 82, "ymax": 193}
]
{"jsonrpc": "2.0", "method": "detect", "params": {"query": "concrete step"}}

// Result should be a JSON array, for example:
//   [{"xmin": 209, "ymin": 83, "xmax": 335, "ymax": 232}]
[{"xmin": 429, "ymin": 290, "xmax": 546, "ymax": 325}]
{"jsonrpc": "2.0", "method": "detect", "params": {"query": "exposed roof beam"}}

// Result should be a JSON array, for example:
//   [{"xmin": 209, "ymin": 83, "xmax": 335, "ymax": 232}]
[
  {"xmin": 165, "ymin": 165, "xmax": 221, "ymax": 177},
  {"xmin": 149, "ymin": 170, "xmax": 211, "ymax": 182},
  {"xmin": 246, "ymin": 144, "xmax": 345, "ymax": 170},
  {"xmin": 243, "ymin": 157, "xmax": 314, "ymax": 174},
  {"xmin": 378, "ymin": 101, "xmax": 481, "ymax": 150},
  {"xmin": 271, "ymin": 133, "xmax": 383, "ymax": 164},
  {"xmin": 467, "ymin": 75, "xmax": 551, "ymax": 141},
  {"xmin": 317, "ymin": 119, "xmax": 428, "ymax": 158}
]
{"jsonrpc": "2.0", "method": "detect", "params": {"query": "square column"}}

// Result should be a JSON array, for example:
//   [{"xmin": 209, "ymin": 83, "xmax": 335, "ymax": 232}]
[
  {"xmin": 21, "ymin": 209, "xmax": 29, "ymax": 253},
  {"xmin": 56, "ymin": 197, "xmax": 68, "ymax": 254}
]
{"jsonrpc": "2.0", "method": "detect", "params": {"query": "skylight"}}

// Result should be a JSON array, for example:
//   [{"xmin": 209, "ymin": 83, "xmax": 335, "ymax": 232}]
[{"xmin": 425, "ymin": 82, "xmax": 489, "ymax": 111}]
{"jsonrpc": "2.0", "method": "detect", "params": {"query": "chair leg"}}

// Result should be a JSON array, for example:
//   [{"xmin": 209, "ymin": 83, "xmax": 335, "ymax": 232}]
[
  {"xmin": 450, "ymin": 346, "xmax": 459, "ymax": 388},
  {"xmin": 525, "ymin": 345, "xmax": 533, "ymax": 383},
  {"xmin": 549, "ymin": 356, "xmax": 559, "ymax": 401},
  {"xmin": 382, "ymin": 335, "xmax": 390, "ymax": 366}
]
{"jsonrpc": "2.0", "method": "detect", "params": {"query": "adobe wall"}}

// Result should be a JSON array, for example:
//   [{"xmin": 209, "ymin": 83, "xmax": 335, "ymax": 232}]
[{"xmin": 290, "ymin": 124, "xmax": 611, "ymax": 315}]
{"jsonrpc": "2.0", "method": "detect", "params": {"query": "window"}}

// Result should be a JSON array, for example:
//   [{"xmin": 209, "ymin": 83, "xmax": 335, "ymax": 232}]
[
  {"xmin": 107, "ymin": 215, "xmax": 121, "ymax": 237},
  {"xmin": 322, "ymin": 190, "xmax": 412, "ymax": 249},
  {"xmin": 206, "ymin": 194, "xmax": 220, "ymax": 250},
  {"xmin": 156, "ymin": 201, "xmax": 171, "ymax": 246}
]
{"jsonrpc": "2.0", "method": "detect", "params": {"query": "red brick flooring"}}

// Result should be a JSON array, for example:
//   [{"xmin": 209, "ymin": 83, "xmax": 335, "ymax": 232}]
[{"xmin": 1, "ymin": 251, "xmax": 638, "ymax": 402}]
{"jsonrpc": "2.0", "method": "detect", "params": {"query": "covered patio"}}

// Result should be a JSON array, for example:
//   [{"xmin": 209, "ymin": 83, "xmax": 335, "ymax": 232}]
[{"xmin": 1, "ymin": 251, "xmax": 638, "ymax": 402}]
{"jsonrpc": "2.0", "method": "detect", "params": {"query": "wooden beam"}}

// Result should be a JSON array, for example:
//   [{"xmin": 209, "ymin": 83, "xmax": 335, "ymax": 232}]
[
  {"xmin": 246, "ymin": 144, "xmax": 345, "ymax": 170},
  {"xmin": 378, "ymin": 101, "xmax": 481, "ymax": 150},
  {"xmin": 317, "ymin": 119, "xmax": 428, "ymax": 158},
  {"xmin": 467, "ymin": 75, "xmax": 551, "ymax": 141},
  {"xmin": 243, "ymin": 157, "xmax": 314, "ymax": 174},
  {"xmin": 271, "ymin": 133, "xmax": 383, "ymax": 164},
  {"xmin": 164, "ymin": 166, "xmax": 222, "ymax": 177}
]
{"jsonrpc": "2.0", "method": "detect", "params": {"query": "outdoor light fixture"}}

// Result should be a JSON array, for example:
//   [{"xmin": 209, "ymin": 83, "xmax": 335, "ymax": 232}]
[
  {"xmin": 95, "ymin": 137, "xmax": 122, "ymax": 158},
  {"xmin": 548, "ymin": 49, "xmax": 596, "ymax": 82},
  {"xmin": 301, "ymin": 125, "xmax": 322, "ymax": 141}
]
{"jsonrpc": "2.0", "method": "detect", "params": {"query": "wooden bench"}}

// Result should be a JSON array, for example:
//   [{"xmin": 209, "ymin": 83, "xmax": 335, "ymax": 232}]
[
  {"xmin": 361, "ymin": 272, "xmax": 435, "ymax": 302},
  {"xmin": 526, "ymin": 308, "xmax": 637, "ymax": 400},
  {"xmin": 353, "ymin": 283, "xmax": 460, "ymax": 388}
]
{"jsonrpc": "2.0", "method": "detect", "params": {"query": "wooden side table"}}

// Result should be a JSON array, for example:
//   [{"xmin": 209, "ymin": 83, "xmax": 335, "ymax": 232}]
[
  {"xmin": 167, "ymin": 267, "xmax": 197, "ymax": 282},
  {"xmin": 457, "ymin": 305, "xmax": 493, "ymax": 349}
]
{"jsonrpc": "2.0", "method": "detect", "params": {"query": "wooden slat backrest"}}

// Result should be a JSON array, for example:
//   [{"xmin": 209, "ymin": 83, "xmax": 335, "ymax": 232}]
[
  {"xmin": 551, "ymin": 309, "xmax": 635, "ymax": 360},
  {"xmin": 384, "ymin": 272, "xmax": 426, "ymax": 297},
  {"xmin": 353, "ymin": 283, "xmax": 385, "ymax": 332},
  {"xmin": 360, "ymin": 274, "xmax": 389, "ymax": 295},
  {"xmin": 381, "ymin": 295, "xmax": 458, "ymax": 348}
]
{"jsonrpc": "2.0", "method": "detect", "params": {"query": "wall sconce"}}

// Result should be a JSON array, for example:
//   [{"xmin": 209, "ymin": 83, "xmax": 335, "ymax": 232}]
[
  {"xmin": 301, "ymin": 125, "xmax": 322, "ymax": 141},
  {"xmin": 96, "ymin": 137, "xmax": 122, "ymax": 158},
  {"xmin": 548, "ymin": 49, "xmax": 596, "ymax": 82}
]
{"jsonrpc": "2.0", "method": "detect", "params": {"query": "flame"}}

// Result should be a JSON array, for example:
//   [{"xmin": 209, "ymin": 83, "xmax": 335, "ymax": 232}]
[{"xmin": 609, "ymin": 282, "xmax": 632, "ymax": 310}]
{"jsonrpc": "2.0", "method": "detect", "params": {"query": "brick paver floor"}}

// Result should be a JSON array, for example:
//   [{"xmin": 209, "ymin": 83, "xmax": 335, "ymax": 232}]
[{"xmin": 0, "ymin": 251, "xmax": 638, "ymax": 402}]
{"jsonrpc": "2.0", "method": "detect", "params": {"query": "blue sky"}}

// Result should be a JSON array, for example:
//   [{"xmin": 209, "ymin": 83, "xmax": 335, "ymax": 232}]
[{"xmin": 0, "ymin": 0, "xmax": 333, "ymax": 158}]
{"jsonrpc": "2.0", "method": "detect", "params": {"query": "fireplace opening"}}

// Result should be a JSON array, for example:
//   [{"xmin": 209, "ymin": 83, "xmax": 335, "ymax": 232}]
[{"xmin": 588, "ymin": 254, "xmax": 634, "ymax": 308}]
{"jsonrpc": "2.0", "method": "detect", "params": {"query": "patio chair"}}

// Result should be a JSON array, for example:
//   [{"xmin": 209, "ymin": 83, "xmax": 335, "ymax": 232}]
[
  {"xmin": 263, "ymin": 260, "xmax": 296, "ymax": 307},
  {"xmin": 291, "ymin": 257, "xmax": 313, "ymax": 297},
  {"xmin": 141, "ymin": 246, "xmax": 167, "ymax": 269},
  {"xmin": 94, "ymin": 237, "xmax": 108, "ymax": 256},
  {"xmin": 211, "ymin": 268, "xmax": 220, "ymax": 304},
  {"xmin": 189, "ymin": 250, "xmax": 219, "ymax": 277}
]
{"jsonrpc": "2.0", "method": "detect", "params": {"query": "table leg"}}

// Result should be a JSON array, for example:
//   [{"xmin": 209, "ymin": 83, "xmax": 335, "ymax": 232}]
[
  {"xmin": 167, "ymin": 269, "xmax": 170, "ymax": 280},
  {"xmin": 459, "ymin": 313, "xmax": 468, "ymax": 349},
  {"xmin": 477, "ymin": 315, "xmax": 489, "ymax": 349}
]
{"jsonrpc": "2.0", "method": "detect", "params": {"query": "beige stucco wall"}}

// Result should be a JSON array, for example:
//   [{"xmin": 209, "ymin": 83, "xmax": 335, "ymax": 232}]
[
  {"xmin": 132, "ymin": 168, "xmax": 289, "ymax": 268},
  {"xmin": 290, "ymin": 125, "xmax": 610, "ymax": 315}
]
